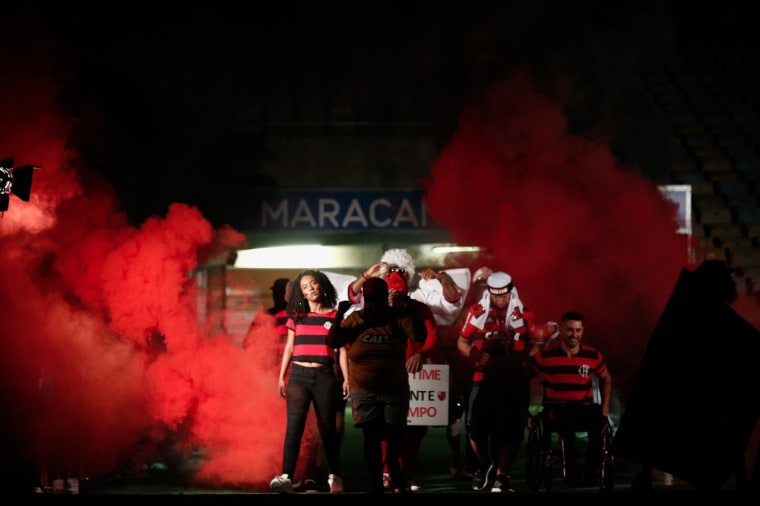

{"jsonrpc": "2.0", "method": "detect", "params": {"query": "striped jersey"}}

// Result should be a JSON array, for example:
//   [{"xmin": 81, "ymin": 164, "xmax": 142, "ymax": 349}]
[
  {"xmin": 272, "ymin": 308, "xmax": 289, "ymax": 341},
  {"xmin": 528, "ymin": 344, "xmax": 607, "ymax": 405},
  {"xmin": 287, "ymin": 310, "xmax": 338, "ymax": 365}
]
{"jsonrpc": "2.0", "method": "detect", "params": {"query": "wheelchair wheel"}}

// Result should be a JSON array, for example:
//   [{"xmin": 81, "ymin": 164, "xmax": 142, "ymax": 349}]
[
  {"xmin": 558, "ymin": 432, "xmax": 568, "ymax": 485},
  {"xmin": 599, "ymin": 420, "xmax": 615, "ymax": 491},
  {"xmin": 525, "ymin": 413, "xmax": 546, "ymax": 493},
  {"xmin": 544, "ymin": 457, "xmax": 554, "ymax": 492}
]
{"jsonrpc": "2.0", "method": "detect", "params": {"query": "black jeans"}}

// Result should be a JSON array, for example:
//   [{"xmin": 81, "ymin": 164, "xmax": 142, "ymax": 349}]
[{"xmin": 282, "ymin": 364, "xmax": 341, "ymax": 479}]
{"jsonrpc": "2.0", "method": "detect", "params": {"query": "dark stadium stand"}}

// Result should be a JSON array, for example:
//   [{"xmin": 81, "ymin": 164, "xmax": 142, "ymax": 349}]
[{"xmin": 644, "ymin": 46, "xmax": 760, "ymax": 291}]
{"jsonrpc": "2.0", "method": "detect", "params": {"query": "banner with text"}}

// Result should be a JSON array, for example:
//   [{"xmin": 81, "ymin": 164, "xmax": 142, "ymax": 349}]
[
  {"xmin": 252, "ymin": 190, "xmax": 439, "ymax": 232},
  {"xmin": 408, "ymin": 364, "xmax": 449, "ymax": 426}
]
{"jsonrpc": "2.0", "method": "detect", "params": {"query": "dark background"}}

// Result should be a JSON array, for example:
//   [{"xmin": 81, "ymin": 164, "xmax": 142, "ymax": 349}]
[{"xmin": 7, "ymin": 2, "xmax": 757, "ymax": 228}]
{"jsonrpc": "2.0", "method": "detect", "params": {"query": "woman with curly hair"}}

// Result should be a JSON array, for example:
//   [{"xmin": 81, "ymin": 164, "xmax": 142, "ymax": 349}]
[{"xmin": 269, "ymin": 269, "xmax": 348, "ymax": 494}]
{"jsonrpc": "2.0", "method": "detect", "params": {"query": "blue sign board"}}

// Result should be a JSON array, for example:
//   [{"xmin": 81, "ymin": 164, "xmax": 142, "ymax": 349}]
[{"xmin": 252, "ymin": 190, "xmax": 439, "ymax": 232}]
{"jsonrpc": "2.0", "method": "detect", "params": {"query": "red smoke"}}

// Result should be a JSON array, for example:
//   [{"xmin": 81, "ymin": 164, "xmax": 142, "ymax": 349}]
[
  {"xmin": 424, "ymin": 66, "xmax": 760, "ymax": 403},
  {"xmin": 4, "ymin": 9, "xmax": 760, "ymax": 494},
  {"xmin": 0, "ymin": 18, "xmax": 283, "ymax": 491}
]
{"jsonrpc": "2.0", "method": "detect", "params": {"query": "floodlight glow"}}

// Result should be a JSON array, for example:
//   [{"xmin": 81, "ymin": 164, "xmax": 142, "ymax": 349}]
[
  {"xmin": 432, "ymin": 245, "xmax": 482, "ymax": 254},
  {"xmin": 233, "ymin": 244, "xmax": 384, "ymax": 269},
  {"xmin": 234, "ymin": 245, "xmax": 330, "ymax": 268}
]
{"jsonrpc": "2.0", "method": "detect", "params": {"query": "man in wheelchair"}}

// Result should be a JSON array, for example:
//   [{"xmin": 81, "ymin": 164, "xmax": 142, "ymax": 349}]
[{"xmin": 527, "ymin": 311, "xmax": 613, "ymax": 488}]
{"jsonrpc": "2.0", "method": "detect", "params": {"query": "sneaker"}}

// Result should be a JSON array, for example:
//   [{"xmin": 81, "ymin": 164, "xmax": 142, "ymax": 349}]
[
  {"xmin": 270, "ymin": 473, "xmax": 293, "ymax": 494},
  {"xmin": 328, "ymin": 474, "xmax": 344, "ymax": 493},
  {"xmin": 471, "ymin": 468, "xmax": 485, "ymax": 491},
  {"xmin": 391, "ymin": 481, "xmax": 417, "ymax": 493},
  {"xmin": 491, "ymin": 474, "xmax": 514, "ymax": 493},
  {"xmin": 300, "ymin": 478, "xmax": 319, "ymax": 494},
  {"xmin": 471, "ymin": 462, "xmax": 494, "ymax": 491},
  {"xmin": 382, "ymin": 472, "xmax": 391, "ymax": 490}
]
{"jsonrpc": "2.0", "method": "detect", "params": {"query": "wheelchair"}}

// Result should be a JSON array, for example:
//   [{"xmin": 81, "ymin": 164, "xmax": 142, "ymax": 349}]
[{"xmin": 525, "ymin": 407, "xmax": 615, "ymax": 492}]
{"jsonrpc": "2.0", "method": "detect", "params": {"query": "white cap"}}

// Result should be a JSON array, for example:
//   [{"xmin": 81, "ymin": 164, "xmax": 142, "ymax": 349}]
[{"xmin": 487, "ymin": 272, "xmax": 513, "ymax": 294}]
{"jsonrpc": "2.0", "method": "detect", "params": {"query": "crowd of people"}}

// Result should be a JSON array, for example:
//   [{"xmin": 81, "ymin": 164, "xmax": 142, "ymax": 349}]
[{"xmin": 253, "ymin": 249, "xmax": 616, "ymax": 495}]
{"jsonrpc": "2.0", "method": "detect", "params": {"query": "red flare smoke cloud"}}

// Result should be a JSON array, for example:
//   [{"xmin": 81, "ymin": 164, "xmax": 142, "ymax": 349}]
[
  {"xmin": 0, "ymin": 18, "xmax": 282, "ymax": 491},
  {"xmin": 424, "ymin": 66, "xmax": 760, "ymax": 400}
]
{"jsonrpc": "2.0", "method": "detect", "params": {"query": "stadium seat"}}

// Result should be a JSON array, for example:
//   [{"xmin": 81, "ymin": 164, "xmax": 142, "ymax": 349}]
[
  {"xmin": 698, "ymin": 206, "xmax": 733, "ymax": 225},
  {"xmin": 708, "ymin": 223, "xmax": 744, "ymax": 240},
  {"xmin": 690, "ymin": 181, "xmax": 716, "ymax": 196},
  {"xmin": 735, "ymin": 206, "xmax": 760, "ymax": 225}
]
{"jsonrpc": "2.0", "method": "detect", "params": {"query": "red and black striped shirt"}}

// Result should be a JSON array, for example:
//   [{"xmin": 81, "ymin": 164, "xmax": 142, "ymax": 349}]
[
  {"xmin": 528, "ymin": 344, "xmax": 607, "ymax": 405},
  {"xmin": 287, "ymin": 310, "xmax": 338, "ymax": 365}
]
